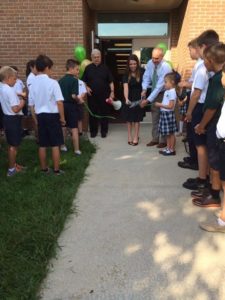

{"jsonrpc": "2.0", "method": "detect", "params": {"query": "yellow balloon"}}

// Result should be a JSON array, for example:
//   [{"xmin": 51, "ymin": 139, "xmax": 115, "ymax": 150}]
[{"xmin": 80, "ymin": 59, "xmax": 91, "ymax": 72}]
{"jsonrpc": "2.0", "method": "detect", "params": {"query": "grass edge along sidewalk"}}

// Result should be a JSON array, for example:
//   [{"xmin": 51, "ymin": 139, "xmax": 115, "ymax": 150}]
[{"xmin": 0, "ymin": 138, "xmax": 96, "ymax": 300}]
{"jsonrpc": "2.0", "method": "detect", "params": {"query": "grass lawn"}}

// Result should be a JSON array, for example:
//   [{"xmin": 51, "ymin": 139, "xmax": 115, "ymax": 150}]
[{"xmin": 0, "ymin": 137, "xmax": 96, "ymax": 300}]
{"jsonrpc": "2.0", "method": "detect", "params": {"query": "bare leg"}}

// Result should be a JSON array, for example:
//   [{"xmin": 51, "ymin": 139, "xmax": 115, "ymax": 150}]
[
  {"xmin": 196, "ymin": 145, "xmax": 208, "ymax": 179},
  {"xmin": 52, "ymin": 146, "xmax": 61, "ymax": 171},
  {"xmin": 61, "ymin": 126, "xmax": 67, "ymax": 147},
  {"xmin": 71, "ymin": 128, "xmax": 79, "ymax": 152},
  {"xmin": 211, "ymin": 168, "xmax": 222, "ymax": 191},
  {"xmin": 78, "ymin": 120, "xmax": 83, "ymax": 134},
  {"xmin": 39, "ymin": 147, "xmax": 47, "ymax": 170},
  {"xmin": 8, "ymin": 146, "xmax": 17, "ymax": 169},
  {"xmin": 127, "ymin": 122, "xmax": 132, "ymax": 143},
  {"xmin": 170, "ymin": 134, "xmax": 176, "ymax": 151},
  {"xmin": 133, "ymin": 122, "xmax": 140, "ymax": 143}
]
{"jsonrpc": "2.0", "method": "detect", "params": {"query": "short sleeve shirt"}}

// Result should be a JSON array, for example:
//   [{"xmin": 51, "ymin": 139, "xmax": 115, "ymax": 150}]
[
  {"xmin": 161, "ymin": 88, "xmax": 177, "ymax": 112},
  {"xmin": 29, "ymin": 74, "xmax": 64, "ymax": 114},
  {"xmin": 82, "ymin": 63, "xmax": 113, "ymax": 96},
  {"xmin": 191, "ymin": 61, "xmax": 210, "ymax": 104},
  {"xmin": 0, "ymin": 83, "xmax": 22, "ymax": 115},
  {"xmin": 203, "ymin": 71, "xmax": 225, "ymax": 119},
  {"xmin": 59, "ymin": 74, "xmax": 78, "ymax": 103}
]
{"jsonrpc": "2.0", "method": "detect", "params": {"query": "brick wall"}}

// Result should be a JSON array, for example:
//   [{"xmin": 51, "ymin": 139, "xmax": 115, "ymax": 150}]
[
  {"xmin": 171, "ymin": 0, "xmax": 225, "ymax": 79},
  {"xmin": 0, "ymin": 0, "xmax": 87, "ymax": 81}
]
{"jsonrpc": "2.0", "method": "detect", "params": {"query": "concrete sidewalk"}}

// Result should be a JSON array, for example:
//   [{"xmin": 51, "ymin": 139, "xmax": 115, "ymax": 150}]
[{"xmin": 41, "ymin": 123, "xmax": 225, "ymax": 300}]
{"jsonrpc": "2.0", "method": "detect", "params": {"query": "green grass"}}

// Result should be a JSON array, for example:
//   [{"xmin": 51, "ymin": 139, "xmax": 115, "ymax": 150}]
[{"xmin": 0, "ymin": 137, "xmax": 96, "ymax": 300}]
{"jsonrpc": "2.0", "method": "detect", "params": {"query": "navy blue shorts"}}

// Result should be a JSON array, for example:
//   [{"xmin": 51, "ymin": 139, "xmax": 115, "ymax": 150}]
[
  {"xmin": 219, "ymin": 140, "xmax": 225, "ymax": 181},
  {"xmin": 37, "ymin": 113, "xmax": 64, "ymax": 147},
  {"xmin": 64, "ymin": 102, "xmax": 78, "ymax": 129},
  {"xmin": 3, "ymin": 115, "xmax": 22, "ymax": 146},
  {"xmin": 191, "ymin": 103, "xmax": 206, "ymax": 146},
  {"xmin": 206, "ymin": 119, "xmax": 220, "ymax": 171}
]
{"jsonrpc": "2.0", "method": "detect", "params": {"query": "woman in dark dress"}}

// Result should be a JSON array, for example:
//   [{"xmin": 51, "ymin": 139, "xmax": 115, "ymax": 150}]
[{"xmin": 123, "ymin": 54, "xmax": 145, "ymax": 145}]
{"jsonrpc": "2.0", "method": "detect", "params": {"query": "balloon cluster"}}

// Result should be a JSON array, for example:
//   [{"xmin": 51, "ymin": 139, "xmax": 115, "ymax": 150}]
[{"xmin": 73, "ymin": 45, "xmax": 91, "ymax": 78}]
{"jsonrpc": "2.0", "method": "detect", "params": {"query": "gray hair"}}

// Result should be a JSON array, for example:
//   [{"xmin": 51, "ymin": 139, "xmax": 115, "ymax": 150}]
[{"xmin": 91, "ymin": 49, "xmax": 101, "ymax": 56}]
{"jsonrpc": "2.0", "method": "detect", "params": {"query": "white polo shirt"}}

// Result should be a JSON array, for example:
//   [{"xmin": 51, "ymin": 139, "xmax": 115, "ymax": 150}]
[
  {"xmin": 0, "ymin": 83, "xmax": 22, "ymax": 115},
  {"xmin": 78, "ymin": 79, "xmax": 87, "ymax": 96},
  {"xmin": 216, "ymin": 101, "xmax": 225, "ymax": 139},
  {"xmin": 29, "ymin": 74, "xmax": 64, "ymax": 114},
  {"xmin": 191, "ymin": 61, "xmax": 210, "ymax": 104},
  {"xmin": 14, "ymin": 78, "xmax": 25, "ymax": 95},
  {"xmin": 26, "ymin": 72, "xmax": 36, "ymax": 92},
  {"xmin": 161, "ymin": 88, "xmax": 177, "ymax": 112}
]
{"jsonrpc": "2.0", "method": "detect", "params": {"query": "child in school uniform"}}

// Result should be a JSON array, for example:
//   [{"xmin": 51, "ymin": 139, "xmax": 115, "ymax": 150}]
[
  {"xmin": 59, "ymin": 59, "xmax": 85, "ymax": 155},
  {"xmin": 199, "ymin": 62, "xmax": 225, "ymax": 232},
  {"xmin": 29, "ymin": 55, "xmax": 65, "ymax": 175},
  {"xmin": 155, "ymin": 72, "xmax": 178, "ymax": 156},
  {"xmin": 192, "ymin": 42, "xmax": 225, "ymax": 208},
  {"xmin": 0, "ymin": 66, "xmax": 26, "ymax": 176}
]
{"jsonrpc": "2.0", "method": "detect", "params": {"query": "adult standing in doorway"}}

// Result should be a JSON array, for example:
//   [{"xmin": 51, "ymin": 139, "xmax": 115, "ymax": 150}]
[
  {"xmin": 82, "ymin": 49, "xmax": 114, "ymax": 138},
  {"xmin": 140, "ymin": 47, "xmax": 172, "ymax": 148}
]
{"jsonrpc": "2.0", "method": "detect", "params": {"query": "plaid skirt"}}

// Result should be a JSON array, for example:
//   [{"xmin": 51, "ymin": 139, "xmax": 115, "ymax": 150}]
[
  {"xmin": 159, "ymin": 111, "xmax": 178, "ymax": 136},
  {"xmin": 179, "ymin": 102, "xmax": 188, "ymax": 115}
]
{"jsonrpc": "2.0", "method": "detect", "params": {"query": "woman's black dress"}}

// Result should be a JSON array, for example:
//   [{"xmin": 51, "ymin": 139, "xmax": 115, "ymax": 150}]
[{"xmin": 122, "ymin": 68, "xmax": 145, "ymax": 122}]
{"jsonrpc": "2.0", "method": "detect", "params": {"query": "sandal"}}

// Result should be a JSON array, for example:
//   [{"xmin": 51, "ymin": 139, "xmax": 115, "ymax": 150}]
[{"xmin": 128, "ymin": 141, "xmax": 133, "ymax": 145}]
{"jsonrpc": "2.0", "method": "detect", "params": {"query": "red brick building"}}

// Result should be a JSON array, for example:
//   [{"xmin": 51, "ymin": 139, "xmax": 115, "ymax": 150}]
[{"xmin": 0, "ymin": 0, "xmax": 225, "ymax": 89}]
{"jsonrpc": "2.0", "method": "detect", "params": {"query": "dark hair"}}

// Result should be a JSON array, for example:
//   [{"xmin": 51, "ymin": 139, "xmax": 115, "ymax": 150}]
[
  {"xmin": 10, "ymin": 66, "xmax": 18, "ymax": 72},
  {"xmin": 66, "ymin": 59, "xmax": 79, "ymax": 70},
  {"xmin": 165, "ymin": 71, "xmax": 181, "ymax": 86},
  {"xmin": 35, "ymin": 55, "xmax": 53, "ymax": 72},
  {"xmin": 197, "ymin": 29, "xmax": 219, "ymax": 47},
  {"xmin": 126, "ymin": 54, "xmax": 141, "ymax": 82},
  {"xmin": 187, "ymin": 38, "xmax": 198, "ymax": 48},
  {"xmin": 204, "ymin": 42, "xmax": 225, "ymax": 64},
  {"xmin": 26, "ymin": 60, "xmax": 36, "ymax": 77}
]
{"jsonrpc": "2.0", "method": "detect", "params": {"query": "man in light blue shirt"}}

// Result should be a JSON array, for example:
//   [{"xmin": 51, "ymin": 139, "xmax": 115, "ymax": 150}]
[{"xmin": 141, "ymin": 48, "xmax": 172, "ymax": 147}]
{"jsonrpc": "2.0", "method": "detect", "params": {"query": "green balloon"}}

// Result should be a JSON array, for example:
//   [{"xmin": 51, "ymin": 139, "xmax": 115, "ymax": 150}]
[
  {"xmin": 156, "ymin": 42, "xmax": 168, "ymax": 54},
  {"xmin": 74, "ymin": 45, "xmax": 86, "ymax": 63}
]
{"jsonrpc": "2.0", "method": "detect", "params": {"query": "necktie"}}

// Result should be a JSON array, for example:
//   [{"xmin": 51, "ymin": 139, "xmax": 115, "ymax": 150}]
[{"xmin": 151, "ymin": 65, "xmax": 158, "ymax": 91}]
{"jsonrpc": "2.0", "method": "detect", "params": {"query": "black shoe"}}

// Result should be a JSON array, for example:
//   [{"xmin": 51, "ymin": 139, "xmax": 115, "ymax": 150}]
[
  {"xmin": 101, "ymin": 132, "xmax": 107, "ymax": 138},
  {"xmin": 90, "ymin": 132, "xmax": 97, "ymax": 138},
  {"xmin": 178, "ymin": 161, "xmax": 198, "ymax": 170},
  {"xmin": 183, "ymin": 178, "xmax": 207, "ymax": 190},
  {"xmin": 183, "ymin": 156, "xmax": 191, "ymax": 163},
  {"xmin": 182, "ymin": 137, "xmax": 188, "ymax": 143}
]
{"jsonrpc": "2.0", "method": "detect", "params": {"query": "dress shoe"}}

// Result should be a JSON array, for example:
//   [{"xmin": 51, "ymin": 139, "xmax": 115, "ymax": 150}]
[
  {"xmin": 101, "ymin": 132, "xmax": 107, "ymax": 138},
  {"xmin": 177, "ymin": 161, "xmax": 198, "ymax": 170},
  {"xmin": 157, "ymin": 143, "xmax": 167, "ymax": 148},
  {"xmin": 192, "ymin": 195, "xmax": 221, "ymax": 208},
  {"xmin": 90, "ymin": 132, "xmax": 97, "ymax": 138},
  {"xmin": 146, "ymin": 141, "xmax": 158, "ymax": 147},
  {"xmin": 191, "ymin": 187, "xmax": 211, "ymax": 198}
]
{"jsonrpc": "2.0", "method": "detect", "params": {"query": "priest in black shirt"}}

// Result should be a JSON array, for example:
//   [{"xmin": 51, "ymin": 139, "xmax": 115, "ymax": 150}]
[{"xmin": 82, "ymin": 49, "xmax": 114, "ymax": 138}]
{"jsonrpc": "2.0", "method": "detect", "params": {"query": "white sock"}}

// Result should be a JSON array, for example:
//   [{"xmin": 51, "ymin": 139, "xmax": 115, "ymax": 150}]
[
  {"xmin": 179, "ymin": 121, "xmax": 184, "ymax": 133},
  {"xmin": 8, "ymin": 167, "xmax": 15, "ymax": 172},
  {"xmin": 218, "ymin": 218, "xmax": 225, "ymax": 226}
]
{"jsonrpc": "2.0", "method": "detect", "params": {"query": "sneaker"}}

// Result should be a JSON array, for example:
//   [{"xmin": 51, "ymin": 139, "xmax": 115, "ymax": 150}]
[
  {"xmin": 162, "ymin": 149, "xmax": 176, "ymax": 156},
  {"xmin": 183, "ymin": 178, "xmax": 207, "ymax": 190},
  {"xmin": 15, "ymin": 163, "xmax": 27, "ymax": 171},
  {"xmin": 41, "ymin": 167, "xmax": 52, "ymax": 175},
  {"xmin": 54, "ymin": 169, "xmax": 65, "ymax": 176},
  {"xmin": 60, "ymin": 145, "xmax": 68, "ymax": 152},
  {"xmin": 199, "ymin": 220, "xmax": 225, "ymax": 233},
  {"xmin": 159, "ymin": 148, "xmax": 168, "ymax": 154},
  {"xmin": 214, "ymin": 210, "xmax": 222, "ymax": 218},
  {"xmin": 74, "ymin": 150, "xmax": 82, "ymax": 155},
  {"xmin": 7, "ymin": 167, "xmax": 21, "ymax": 177}
]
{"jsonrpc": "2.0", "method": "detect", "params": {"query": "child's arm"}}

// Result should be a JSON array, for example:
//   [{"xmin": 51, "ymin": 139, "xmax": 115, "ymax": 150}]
[
  {"xmin": 11, "ymin": 99, "xmax": 26, "ymax": 113},
  {"xmin": 185, "ymin": 88, "xmax": 201, "ymax": 122},
  {"xmin": 155, "ymin": 100, "xmax": 175, "ymax": 110},
  {"xmin": 195, "ymin": 108, "xmax": 217, "ymax": 134},
  {"xmin": 57, "ymin": 101, "xmax": 66, "ymax": 126},
  {"xmin": 30, "ymin": 105, "xmax": 38, "ymax": 125}
]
